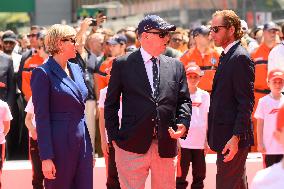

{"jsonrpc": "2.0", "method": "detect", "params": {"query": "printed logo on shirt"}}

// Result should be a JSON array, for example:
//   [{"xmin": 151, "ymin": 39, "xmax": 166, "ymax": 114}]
[
  {"xmin": 192, "ymin": 102, "xmax": 202, "ymax": 107},
  {"xmin": 211, "ymin": 57, "xmax": 217, "ymax": 65},
  {"xmin": 269, "ymin": 108, "xmax": 279, "ymax": 114},
  {"xmin": 0, "ymin": 82, "xmax": 6, "ymax": 88}
]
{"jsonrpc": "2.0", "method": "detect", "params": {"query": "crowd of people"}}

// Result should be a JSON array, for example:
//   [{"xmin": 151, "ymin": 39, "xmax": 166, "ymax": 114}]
[{"xmin": 0, "ymin": 8, "xmax": 283, "ymax": 189}]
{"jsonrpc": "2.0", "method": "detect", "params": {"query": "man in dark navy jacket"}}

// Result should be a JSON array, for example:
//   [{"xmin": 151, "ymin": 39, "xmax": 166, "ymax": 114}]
[
  {"xmin": 105, "ymin": 15, "xmax": 192, "ymax": 189},
  {"xmin": 208, "ymin": 10, "xmax": 255, "ymax": 189}
]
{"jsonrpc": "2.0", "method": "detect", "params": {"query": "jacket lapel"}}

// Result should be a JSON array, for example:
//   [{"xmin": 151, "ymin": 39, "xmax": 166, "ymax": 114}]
[
  {"xmin": 48, "ymin": 57, "xmax": 84, "ymax": 103},
  {"xmin": 157, "ymin": 55, "xmax": 169, "ymax": 101},
  {"xmin": 132, "ymin": 50, "xmax": 153, "ymax": 98},
  {"xmin": 68, "ymin": 62, "xmax": 85, "ymax": 102}
]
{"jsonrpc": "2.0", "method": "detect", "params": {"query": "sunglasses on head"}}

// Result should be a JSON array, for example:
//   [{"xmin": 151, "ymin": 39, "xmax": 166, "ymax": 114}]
[
  {"xmin": 27, "ymin": 33, "xmax": 38, "ymax": 38},
  {"xmin": 209, "ymin": 25, "xmax": 227, "ymax": 33},
  {"xmin": 61, "ymin": 38, "xmax": 76, "ymax": 45},
  {"xmin": 145, "ymin": 31, "xmax": 169, "ymax": 38}
]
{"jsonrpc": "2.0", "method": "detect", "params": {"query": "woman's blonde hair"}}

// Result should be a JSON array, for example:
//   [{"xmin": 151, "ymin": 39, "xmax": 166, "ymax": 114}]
[{"xmin": 45, "ymin": 24, "xmax": 76, "ymax": 55}]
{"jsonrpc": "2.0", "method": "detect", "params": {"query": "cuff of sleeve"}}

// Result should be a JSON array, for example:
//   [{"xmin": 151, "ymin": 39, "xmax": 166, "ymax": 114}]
[
  {"xmin": 177, "ymin": 118, "xmax": 190, "ymax": 128},
  {"xmin": 40, "ymin": 153, "xmax": 54, "ymax": 161}
]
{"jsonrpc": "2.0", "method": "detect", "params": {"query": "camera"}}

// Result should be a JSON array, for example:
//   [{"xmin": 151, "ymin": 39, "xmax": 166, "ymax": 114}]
[{"xmin": 90, "ymin": 19, "xmax": 97, "ymax": 26}]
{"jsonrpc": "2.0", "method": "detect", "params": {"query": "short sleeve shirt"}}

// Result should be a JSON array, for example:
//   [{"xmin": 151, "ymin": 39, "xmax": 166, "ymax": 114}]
[{"xmin": 0, "ymin": 100, "xmax": 13, "ymax": 144}]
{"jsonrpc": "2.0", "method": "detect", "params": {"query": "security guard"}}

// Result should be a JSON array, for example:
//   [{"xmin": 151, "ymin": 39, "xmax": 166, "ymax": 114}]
[{"xmin": 180, "ymin": 25, "xmax": 220, "ymax": 92}]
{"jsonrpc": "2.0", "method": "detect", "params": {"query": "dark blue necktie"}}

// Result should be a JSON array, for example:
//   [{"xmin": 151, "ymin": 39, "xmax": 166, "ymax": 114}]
[
  {"xmin": 151, "ymin": 57, "xmax": 159, "ymax": 99},
  {"xmin": 219, "ymin": 51, "xmax": 225, "ymax": 64},
  {"xmin": 151, "ymin": 56, "xmax": 159, "ymax": 138}
]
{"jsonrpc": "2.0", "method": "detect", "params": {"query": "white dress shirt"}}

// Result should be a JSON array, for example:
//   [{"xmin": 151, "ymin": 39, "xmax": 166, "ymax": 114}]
[
  {"xmin": 140, "ymin": 47, "xmax": 160, "ymax": 93},
  {"xmin": 223, "ymin": 40, "xmax": 239, "ymax": 54}
]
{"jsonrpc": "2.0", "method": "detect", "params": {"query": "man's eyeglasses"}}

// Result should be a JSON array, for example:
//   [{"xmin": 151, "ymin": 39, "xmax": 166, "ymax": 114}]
[
  {"xmin": 3, "ymin": 41, "xmax": 15, "ymax": 45},
  {"xmin": 27, "ymin": 33, "xmax": 38, "ymax": 38},
  {"xmin": 61, "ymin": 38, "xmax": 76, "ymax": 45},
  {"xmin": 171, "ymin": 38, "xmax": 183, "ymax": 43},
  {"xmin": 209, "ymin": 26, "xmax": 227, "ymax": 33},
  {"xmin": 145, "ymin": 31, "xmax": 169, "ymax": 38}
]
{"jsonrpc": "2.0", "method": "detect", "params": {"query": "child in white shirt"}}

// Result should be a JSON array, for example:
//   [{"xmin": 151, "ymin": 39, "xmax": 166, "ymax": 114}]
[
  {"xmin": 24, "ymin": 97, "xmax": 44, "ymax": 189},
  {"xmin": 251, "ymin": 102, "xmax": 284, "ymax": 189},
  {"xmin": 176, "ymin": 64, "xmax": 209, "ymax": 189},
  {"xmin": 254, "ymin": 69, "xmax": 284, "ymax": 168},
  {"xmin": 98, "ymin": 86, "xmax": 122, "ymax": 189},
  {"xmin": 0, "ymin": 99, "xmax": 12, "ymax": 188}
]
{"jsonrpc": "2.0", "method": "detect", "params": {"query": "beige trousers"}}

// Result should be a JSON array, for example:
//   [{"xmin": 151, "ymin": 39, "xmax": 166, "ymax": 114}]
[
  {"xmin": 114, "ymin": 140, "xmax": 177, "ymax": 189},
  {"xmin": 85, "ymin": 100, "xmax": 96, "ymax": 155}
]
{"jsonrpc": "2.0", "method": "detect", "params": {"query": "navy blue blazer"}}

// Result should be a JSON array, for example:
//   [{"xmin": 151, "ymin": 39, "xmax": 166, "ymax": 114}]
[
  {"xmin": 105, "ymin": 49, "xmax": 192, "ymax": 158},
  {"xmin": 31, "ymin": 56, "xmax": 89, "ymax": 160},
  {"xmin": 208, "ymin": 42, "xmax": 255, "ymax": 152}
]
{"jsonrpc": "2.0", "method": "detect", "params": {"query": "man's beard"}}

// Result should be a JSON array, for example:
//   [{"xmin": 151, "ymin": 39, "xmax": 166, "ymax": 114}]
[{"xmin": 3, "ymin": 49, "xmax": 13, "ymax": 55}]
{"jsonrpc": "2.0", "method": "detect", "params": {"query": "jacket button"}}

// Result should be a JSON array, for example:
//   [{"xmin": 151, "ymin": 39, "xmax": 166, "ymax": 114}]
[
  {"xmin": 151, "ymin": 119, "xmax": 155, "ymax": 121},
  {"xmin": 155, "ymin": 103, "xmax": 158, "ymax": 106}
]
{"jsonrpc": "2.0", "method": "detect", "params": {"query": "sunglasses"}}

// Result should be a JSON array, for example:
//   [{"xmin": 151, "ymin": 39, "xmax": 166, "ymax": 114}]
[
  {"xmin": 61, "ymin": 38, "xmax": 76, "ymax": 45},
  {"xmin": 145, "ymin": 31, "xmax": 169, "ymax": 38},
  {"xmin": 209, "ymin": 25, "xmax": 227, "ymax": 33},
  {"xmin": 27, "ymin": 33, "xmax": 38, "ymax": 38},
  {"xmin": 171, "ymin": 38, "xmax": 183, "ymax": 42},
  {"xmin": 3, "ymin": 41, "xmax": 15, "ymax": 45}
]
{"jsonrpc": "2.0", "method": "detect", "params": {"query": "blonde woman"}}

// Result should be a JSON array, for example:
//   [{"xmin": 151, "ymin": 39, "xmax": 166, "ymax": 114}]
[{"xmin": 31, "ymin": 24, "xmax": 93, "ymax": 189}]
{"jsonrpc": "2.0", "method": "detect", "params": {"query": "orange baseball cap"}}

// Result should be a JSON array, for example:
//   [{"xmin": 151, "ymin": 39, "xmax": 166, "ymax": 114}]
[
  {"xmin": 277, "ymin": 104, "xmax": 284, "ymax": 130},
  {"xmin": 267, "ymin": 69, "xmax": 284, "ymax": 81},
  {"xmin": 186, "ymin": 63, "xmax": 203, "ymax": 76}
]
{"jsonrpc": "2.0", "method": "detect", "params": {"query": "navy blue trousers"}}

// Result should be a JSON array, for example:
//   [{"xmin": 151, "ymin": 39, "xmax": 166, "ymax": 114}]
[{"xmin": 44, "ymin": 132, "xmax": 93, "ymax": 189}]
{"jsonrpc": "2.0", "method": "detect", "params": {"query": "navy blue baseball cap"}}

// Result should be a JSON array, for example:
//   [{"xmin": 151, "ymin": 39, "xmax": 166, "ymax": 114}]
[
  {"xmin": 137, "ymin": 15, "xmax": 176, "ymax": 35},
  {"xmin": 263, "ymin": 22, "xmax": 279, "ymax": 31},
  {"xmin": 192, "ymin": 25, "xmax": 210, "ymax": 37},
  {"xmin": 107, "ymin": 35, "xmax": 127, "ymax": 45}
]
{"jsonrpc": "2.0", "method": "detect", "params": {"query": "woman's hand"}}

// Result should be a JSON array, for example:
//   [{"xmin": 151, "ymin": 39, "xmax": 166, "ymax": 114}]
[{"xmin": 42, "ymin": 159, "xmax": 56, "ymax": 179}]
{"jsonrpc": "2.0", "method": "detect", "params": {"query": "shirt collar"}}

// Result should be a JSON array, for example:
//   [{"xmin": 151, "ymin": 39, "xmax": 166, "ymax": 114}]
[
  {"xmin": 140, "ymin": 47, "xmax": 157, "ymax": 63},
  {"xmin": 224, "ymin": 40, "xmax": 239, "ymax": 54}
]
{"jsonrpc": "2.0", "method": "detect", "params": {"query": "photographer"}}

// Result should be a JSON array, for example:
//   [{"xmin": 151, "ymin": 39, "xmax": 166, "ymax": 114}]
[{"xmin": 69, "ymin": 15, "xmax": 106, "ymax": 162}]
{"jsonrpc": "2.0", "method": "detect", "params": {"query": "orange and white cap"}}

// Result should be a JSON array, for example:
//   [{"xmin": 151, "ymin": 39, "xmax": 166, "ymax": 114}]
[
  {"xmin": 267, "ymin": 69, "xmax": 284, "ymax": 81},
  {"xmin": 186, "ymin": 63, "xmax": 203, "ymax": 76}
]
